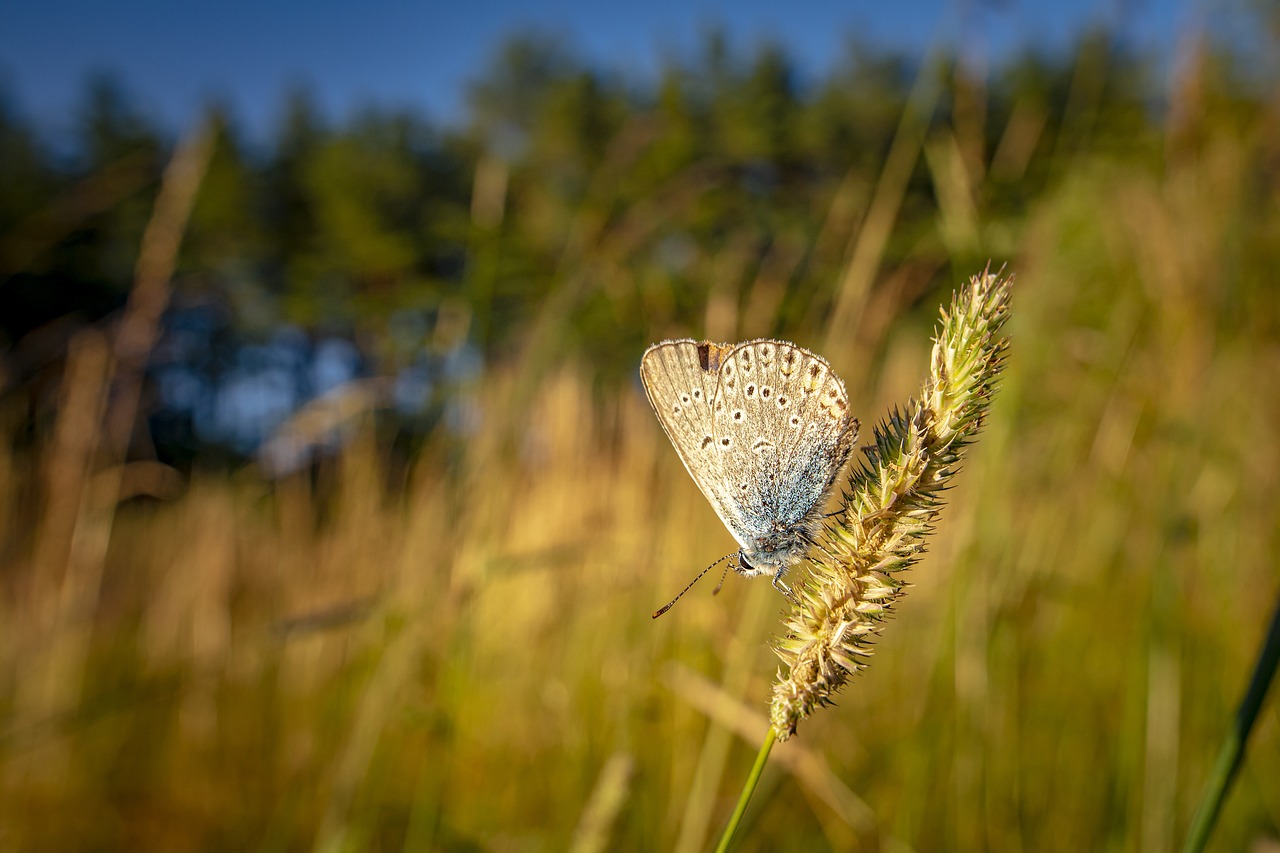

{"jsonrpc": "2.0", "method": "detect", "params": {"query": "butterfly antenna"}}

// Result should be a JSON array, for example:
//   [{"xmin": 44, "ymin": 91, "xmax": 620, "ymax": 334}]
[
  {"xmin": 711, "ymin": 558, "xmax": 734, "ymax": 596},
  {"xmin": 652, "ymin": 553, "xmax": 733, "ymax": 619}
]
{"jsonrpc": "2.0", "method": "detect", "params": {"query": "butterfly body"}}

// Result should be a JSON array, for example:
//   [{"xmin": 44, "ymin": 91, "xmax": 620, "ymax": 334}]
[{"xmin": 640, "ymin": 338, "xmax": 858, "ymax": 597}]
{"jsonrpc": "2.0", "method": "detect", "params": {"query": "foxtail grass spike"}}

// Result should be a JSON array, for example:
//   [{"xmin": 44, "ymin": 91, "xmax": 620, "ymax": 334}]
[{"xmin": 770, "ymin": 267, "xmax": 1012, "ymax": 739}]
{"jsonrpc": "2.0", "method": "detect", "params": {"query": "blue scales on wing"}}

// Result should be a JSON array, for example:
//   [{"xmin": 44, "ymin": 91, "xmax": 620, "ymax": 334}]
[{"xmin": 709, "ymin": 340, "xmax": 859, "ymax": 576}]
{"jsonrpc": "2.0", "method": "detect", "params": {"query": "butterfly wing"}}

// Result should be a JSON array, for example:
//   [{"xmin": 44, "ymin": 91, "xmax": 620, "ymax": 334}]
[
  {"xmin": 640, "ymin": 339, "xmax": 752, "ymax": 545},
  {"xmin": 711, "ymin": 339, "xmax": 858, "ymax": 546}
]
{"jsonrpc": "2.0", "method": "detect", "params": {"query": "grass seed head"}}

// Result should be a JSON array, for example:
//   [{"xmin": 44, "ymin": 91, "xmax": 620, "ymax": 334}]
[{"xmin": 770, "ymin": 268, "xmax": 1013, "ymax": 739}]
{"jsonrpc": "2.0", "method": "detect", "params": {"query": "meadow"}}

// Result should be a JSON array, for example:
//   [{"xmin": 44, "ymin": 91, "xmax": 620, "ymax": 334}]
[{"xmin": 1, "ymin": 33, "xmax": 1278, "ymax": 852}]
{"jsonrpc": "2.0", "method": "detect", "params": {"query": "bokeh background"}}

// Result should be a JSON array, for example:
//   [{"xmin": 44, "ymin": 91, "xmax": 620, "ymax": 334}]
[{"xmin": 2, "ymin": 1, "xmax": 1278, "ymax": 850}]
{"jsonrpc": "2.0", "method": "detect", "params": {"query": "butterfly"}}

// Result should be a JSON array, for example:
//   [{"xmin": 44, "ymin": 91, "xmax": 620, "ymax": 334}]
[{"xmin": 640, "ymin": 338, "xmax": 858, "ymax": 614}]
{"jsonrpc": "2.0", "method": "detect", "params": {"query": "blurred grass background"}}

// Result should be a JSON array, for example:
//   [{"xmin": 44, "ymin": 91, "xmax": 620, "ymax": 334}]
[{"xmin": 1, "ymin": 22, "xmax": 1279, "ymax": 853}]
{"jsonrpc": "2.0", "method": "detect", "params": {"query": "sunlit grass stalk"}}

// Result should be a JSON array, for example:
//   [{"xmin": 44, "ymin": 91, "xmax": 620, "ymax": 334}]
[
  {"xmin": 714, "ymin": 268, "xmax": 1011, "ymax": 851},
  {"xmin": 1180, "ymin": 590, "xmax": 1280, "ymax": 853}
]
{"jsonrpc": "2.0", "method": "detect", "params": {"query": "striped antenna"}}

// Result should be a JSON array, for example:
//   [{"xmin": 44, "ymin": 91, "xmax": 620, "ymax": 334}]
[{"xmin": 652, "ymin": 552, "xmax": 735, "ymax": 619}]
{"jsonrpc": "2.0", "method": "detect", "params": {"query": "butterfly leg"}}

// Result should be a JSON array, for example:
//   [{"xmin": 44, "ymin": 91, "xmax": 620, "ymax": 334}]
[{"xmin": 771, "ymin": 568, "xmax": 799, "ymax": 604}]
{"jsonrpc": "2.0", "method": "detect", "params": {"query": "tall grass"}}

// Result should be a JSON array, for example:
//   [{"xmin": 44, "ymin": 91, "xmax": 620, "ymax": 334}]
[{"xmin": 2, "ymin": 45, "xmax": 1279, "ymax": 853}]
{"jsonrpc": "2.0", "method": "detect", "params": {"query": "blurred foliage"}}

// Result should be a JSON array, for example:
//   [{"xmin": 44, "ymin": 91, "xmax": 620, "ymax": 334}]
[
  {"xmin": 0, "ymin": 31, "xmax": 1165, "ymax": 385},
  {"xmin": 1, "ymin": 22, "xmax": 1280, "ymax": 853}
]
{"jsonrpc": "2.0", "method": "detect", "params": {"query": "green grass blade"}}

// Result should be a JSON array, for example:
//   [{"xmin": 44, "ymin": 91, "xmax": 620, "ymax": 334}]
[
  {"xmin": 713, "ymin": 726, "xmax": 777, "ymax": 853},
  {"xmin": 1181, "ymin": 589, "xmax": 1280, "ymax": 853}
]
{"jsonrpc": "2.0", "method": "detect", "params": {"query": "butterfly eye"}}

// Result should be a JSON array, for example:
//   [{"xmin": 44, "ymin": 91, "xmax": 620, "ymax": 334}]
[{"xmin": 760, "ymin": 386, "xmax": 771, "ymax": 399}]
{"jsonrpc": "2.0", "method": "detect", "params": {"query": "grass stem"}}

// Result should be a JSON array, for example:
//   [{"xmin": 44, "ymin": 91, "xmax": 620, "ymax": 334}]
[{"xmin": 714, "ymin": 726, "xmax": 777, "ymax": 853}]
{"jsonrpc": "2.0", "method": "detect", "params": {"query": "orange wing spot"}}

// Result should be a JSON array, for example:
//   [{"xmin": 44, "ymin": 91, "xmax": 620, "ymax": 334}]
[{"xmin": 696, "ymin": 341, "xmax": 733, "ymax": 373}]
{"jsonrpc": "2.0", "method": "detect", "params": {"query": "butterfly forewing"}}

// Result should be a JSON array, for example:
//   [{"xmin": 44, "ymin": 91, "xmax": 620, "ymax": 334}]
[{"xmin": 640, "ymin": 340, "xmax": 747, "ymax": 540}]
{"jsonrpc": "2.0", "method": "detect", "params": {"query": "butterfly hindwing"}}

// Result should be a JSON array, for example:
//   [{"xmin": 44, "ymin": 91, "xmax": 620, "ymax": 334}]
[{"xmin": 710, "ymin": 340, "xmax": 858, "ymax": 544}]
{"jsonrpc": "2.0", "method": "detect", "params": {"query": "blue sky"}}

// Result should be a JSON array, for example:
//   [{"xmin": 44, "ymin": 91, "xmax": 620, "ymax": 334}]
[{"xmin": 3, "ymin": 0, "xmax": 1199, "ymax": 139}]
